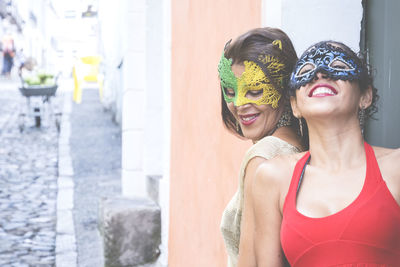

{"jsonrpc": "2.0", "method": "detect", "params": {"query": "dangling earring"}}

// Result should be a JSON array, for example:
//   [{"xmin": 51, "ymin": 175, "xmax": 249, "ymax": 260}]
[
  {"xmin": 299, "ymin": 118, "xmax": 303, "ymax": 137},
  {"xmin": 359, "ymin": 107, "xmax": 366, "ymax": 136},
  {"xmin": 235, "ymin": 120, "xmax": 240, "ymax": 132},
  {"xmin": 276, "ymin": 106, "xmax": 293, "ymax": 129}
]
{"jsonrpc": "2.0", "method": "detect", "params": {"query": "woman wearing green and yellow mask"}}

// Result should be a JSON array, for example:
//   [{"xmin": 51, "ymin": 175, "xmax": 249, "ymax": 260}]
[{"xmin": 218, "ymin": 27, "xmax": 306, "ymax": 267}]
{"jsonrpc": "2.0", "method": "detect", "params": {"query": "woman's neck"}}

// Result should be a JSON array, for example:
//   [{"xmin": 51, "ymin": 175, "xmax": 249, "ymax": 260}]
[{"xmin": 307, "ymin": 120, "xmax": 365, "ymax": 170}]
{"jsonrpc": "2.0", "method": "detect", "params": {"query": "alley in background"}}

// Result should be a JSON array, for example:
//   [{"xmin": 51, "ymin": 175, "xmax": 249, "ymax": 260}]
[
  {"xmin": 70, "ymin": 87, "xmax": 121, "ymax": 267},
  {"xmin": 0, "ymin": 76, "xmax": 122, "ymax": 266},
  {"xmin": 0, "ymin": 78, "xmax": 60, "ymax": 266}
]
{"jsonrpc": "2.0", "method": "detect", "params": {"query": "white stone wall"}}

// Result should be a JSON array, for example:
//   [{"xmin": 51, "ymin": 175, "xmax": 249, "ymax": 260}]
[
  {"xmin": 98, "ymin": 0, "xmax": 170, "ymax": 264},
  {"xmin": 262, "ymin": 0, "xmax": 363, "ymax": 55},
  {"xmin": 145, "ymin": 0, "xmax": 164, "ymax": 177},
  {"xmin": 97, "ymin": 0, "xmax": 124, "ymax": 120},
  {"xmin": 158, "ymin": 0, "xmax": 171, "ymax": 264},
  {"xmin": 121, "ymin": 0, "xmax": 148, "ymax": 198}
]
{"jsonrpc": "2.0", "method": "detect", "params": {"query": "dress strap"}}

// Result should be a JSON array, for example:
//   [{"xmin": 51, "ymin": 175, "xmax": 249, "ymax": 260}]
[
  {"xmin": 297, "ymin": 155, "xmax": 311, "ymax": 194},
  {"xmin": 283, "ymin": 152, "xmax": 311, "ymax": 212}
]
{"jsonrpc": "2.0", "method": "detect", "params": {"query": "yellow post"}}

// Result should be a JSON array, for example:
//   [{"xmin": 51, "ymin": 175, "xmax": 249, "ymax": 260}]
[{"xmin": 72, "ymin": 66, "xmax": 82, "ymax": 103}]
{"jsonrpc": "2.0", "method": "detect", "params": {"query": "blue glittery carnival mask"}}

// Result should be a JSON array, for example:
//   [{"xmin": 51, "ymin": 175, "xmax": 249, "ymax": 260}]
[{"xmin": 290, "ymin": 42, "xmax": 363, "ymax": 90}]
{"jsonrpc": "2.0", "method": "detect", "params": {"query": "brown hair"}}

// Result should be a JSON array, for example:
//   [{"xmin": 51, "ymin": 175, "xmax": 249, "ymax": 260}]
[{"xmin": 220, "ymin": 27, "xmax": 298, "ymax": 137}]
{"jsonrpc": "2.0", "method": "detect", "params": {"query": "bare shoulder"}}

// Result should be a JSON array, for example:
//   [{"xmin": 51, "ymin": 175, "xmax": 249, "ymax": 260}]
[
  {"xmin": 373, "ymin": 145, "xmax": 400, "ymax": 165},
  {"xmin": 243, "ymin": 156, "xmax": 271, "ymax": 187},
  {"xmin": 252, "ymin": 152, "xmax": 306, "ymax": 202},
  {"xmin": 246, "ymin": 156, "xmax": 270, "ymax": 170},
  {"xmin": 373, "ymin": 145, "xmax": 400, "ymax": 178},
  {"xmin": 373, "ymin": 145, "xmax": 400, "ymax": 156},
  {"xmin": 373, "ymin": 146, "xmax": 400, "ymax": 203},
  {"xmin": 255, "ymin": 152, "xmax": 305, "ymax": 183},
  {"xmin": 244, "ymin": 150, "xmax": 304, "ymax": 182}
]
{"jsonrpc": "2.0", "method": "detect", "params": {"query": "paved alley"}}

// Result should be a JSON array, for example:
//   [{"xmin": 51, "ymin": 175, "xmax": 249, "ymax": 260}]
[
  {"xmin": 0, "ymin": 79, "xmax": 61, "ymax": 266},
  {"xmin": 0, "ymin": 79, "xmax": 122, "ymax": 267},
  {"xmin": 69, "ymin": 87, "xmax": 121, "ymax": 267}
]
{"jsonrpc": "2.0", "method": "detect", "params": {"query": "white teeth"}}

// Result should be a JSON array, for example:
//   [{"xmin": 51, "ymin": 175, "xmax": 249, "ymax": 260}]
[
  {"xmin": 312, "ymin": 87, "xmax": 335, "ymax": 96},
  {"xmin": 241, "ymin": 115, "xmax": 256, "ymax": 121}
]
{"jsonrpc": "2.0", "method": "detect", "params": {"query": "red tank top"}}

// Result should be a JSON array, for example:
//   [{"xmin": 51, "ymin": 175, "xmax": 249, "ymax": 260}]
[{"xmin": 281, "ymin": 142, "xmax": 400, "ymax": 266}]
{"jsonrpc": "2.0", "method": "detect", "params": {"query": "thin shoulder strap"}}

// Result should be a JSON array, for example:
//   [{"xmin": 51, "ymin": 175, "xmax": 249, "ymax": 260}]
[
  {"xmin": 283, "ymin": 152, "xmax": 311, "ymax": 212},
  {"xmin": 297, "ymin": 155, "xmax": 311, "ymax": 194}
]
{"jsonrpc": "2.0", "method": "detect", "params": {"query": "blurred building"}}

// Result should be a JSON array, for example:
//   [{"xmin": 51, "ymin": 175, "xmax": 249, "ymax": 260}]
[{"xmin": 0, "ymin": 0, "xmax": 58, "ymax": 74}]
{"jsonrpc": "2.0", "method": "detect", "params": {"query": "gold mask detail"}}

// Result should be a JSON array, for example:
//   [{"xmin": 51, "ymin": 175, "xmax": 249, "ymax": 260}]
[{"xmin": 235, "ymin": 60, "xmax": 281, "ymax": 108}]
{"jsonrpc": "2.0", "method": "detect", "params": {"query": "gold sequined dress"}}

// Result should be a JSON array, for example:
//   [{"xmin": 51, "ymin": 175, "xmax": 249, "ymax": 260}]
[{"xmin": 220, "ymin": 136, "xmax": 300, "ymax": 267}]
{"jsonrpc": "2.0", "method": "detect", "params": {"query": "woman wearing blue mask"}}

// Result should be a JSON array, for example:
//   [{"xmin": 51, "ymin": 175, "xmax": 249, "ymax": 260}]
[{"xmin": 242, "ymin": 41, "xmax": 400, "ymax": 266}]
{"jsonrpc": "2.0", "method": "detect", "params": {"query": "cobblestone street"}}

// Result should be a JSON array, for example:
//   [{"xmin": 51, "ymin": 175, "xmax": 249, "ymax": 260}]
[{"xmin": 0, "ymin": 79, "xmax": 61, "ymax": 266}]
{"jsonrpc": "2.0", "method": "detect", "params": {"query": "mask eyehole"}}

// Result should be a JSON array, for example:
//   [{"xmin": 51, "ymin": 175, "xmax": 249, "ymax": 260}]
[
  {"xmin": 245, "ymin": 89, "xmax": 263, "ymax": 100},
  {"xmin": 329, "ymin": 58, "xmax": 354, "ymax": 71},
  {"xmin": 224, "ymin": 87, "xmax": 235, "ymax": 97},
  {"xmin": 295, "ymin": 62, "xmax": 316, "ymax": 77}
]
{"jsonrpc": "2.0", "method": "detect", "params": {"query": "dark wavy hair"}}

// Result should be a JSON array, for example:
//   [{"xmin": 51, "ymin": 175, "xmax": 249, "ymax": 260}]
[
  {"xmin": 219, "ymin": 27, "xmax": 299, "ymax": 138},
  {"xmin": 290, "ymin": 40, "xmax": 379, "ymax": 120}
]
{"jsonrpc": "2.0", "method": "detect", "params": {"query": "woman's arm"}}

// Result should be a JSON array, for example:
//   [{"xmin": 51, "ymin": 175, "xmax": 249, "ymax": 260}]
[
  {"xmin": 252, "ymin": 161, "xmax": 287, "ymax": 267},
  {"xmin": 237, "ymin": 157, "xmax": 266, "ymax": 267}
]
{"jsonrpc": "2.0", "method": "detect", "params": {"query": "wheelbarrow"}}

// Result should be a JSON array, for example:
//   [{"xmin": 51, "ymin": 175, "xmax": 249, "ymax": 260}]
[{"xmin": 18, "ymin": 81, "xmax": 61, "ymax": 132}]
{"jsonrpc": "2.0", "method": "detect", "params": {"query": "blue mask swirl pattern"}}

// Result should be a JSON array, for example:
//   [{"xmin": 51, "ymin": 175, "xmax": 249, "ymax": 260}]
[{"xmin": 290, "ymin": 42, "xmax": 362, "ymax": 90}]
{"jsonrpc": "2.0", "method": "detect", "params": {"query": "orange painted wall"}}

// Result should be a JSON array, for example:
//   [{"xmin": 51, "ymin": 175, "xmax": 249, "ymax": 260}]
[{"xmin": 169, "ymin": 1, "xmax": 261, "ymax": 266}]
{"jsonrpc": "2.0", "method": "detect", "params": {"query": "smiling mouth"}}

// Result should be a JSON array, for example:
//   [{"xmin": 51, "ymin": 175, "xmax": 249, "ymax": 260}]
[
  {"xmin": 239, "ymin": 114, "xmax": 259, "ymax": 125},
  {"xmin": 309, "ymin": 84, "xmax": 338, "ymax": 97}
]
